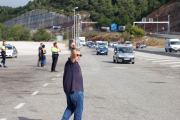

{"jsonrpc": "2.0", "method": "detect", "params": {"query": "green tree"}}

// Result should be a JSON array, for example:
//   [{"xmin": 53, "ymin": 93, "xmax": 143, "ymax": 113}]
[
  {"xmin": 130, "ymin": 26, "xmax": 146, "ymax": 37},
  {"xmin": 104, "ymin": 36, "xmax": 110, "ymax": 43},
  {"xmin": 32, "ymin": 26, "xmax": 51, "ymax": 41},
  {"xmin": 125, "ymin": 23, "xmax": 133, "ymax": 33}
]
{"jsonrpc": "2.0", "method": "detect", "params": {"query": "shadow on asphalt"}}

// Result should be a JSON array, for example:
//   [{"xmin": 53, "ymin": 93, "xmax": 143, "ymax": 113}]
[
  {"xmin": 18, "ymin": 117, "xmax": 42, "ymax": 120},
  {"xmin": 101, "ymin": 61, "xmax": 131, "ymax": 64},
  {"xmin": 148, "ymin": 81, "xmax": 167, "ymax": 84}
]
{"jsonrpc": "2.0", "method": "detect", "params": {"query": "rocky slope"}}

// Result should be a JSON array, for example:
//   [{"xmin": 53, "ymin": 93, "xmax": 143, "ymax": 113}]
[{"xmin": 138, "ymin": 2, "xmax": 180, "ymax": 32}]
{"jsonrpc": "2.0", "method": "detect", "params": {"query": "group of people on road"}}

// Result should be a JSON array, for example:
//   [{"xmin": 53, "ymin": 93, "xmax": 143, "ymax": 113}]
[
  {"xmin": 37, "ymin": 43, "xmax": 47, "ymax": 67},
  {"xmin": 37, "ymin": 42, "xmax": 61, "ymax": 72},
  {"xmin": 1, "ymin": 40, "xmax": 84, "ymax": 119}
]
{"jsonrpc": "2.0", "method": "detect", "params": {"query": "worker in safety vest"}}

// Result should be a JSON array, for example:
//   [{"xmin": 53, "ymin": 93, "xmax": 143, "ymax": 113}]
[
  {"xmin": 0, "ymin": 41, "xmax": 8, "ymax": 68},
  {"xmin": 51, "ymin": 42, "xmax": 61, "ymax": 72}
]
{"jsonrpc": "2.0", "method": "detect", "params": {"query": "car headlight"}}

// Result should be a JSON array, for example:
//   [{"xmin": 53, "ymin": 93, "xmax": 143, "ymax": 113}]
[{"xmin": 119, "ymin": 55, "xmax": 121, "ymax": 57}]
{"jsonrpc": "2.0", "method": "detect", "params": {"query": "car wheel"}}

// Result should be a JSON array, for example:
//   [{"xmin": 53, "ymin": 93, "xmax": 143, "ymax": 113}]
[
  {"xmin": 97, "ymin": 53, "xmax": 98, "ymax": 55},
  {"xmin": 169, "ymin": 49, "xmax": 172, "ymax": 52},
  {"xmin": 106, "ymin": 53, "xmax": 108, "ymax": 55},
  {"xmin": 132, "ymin": 62, "xmax": 135, "ymax": 64},
  {"xmin": 136, "ymin": 47, "xmax": 138, "ymax": 49},
  {"xmin": 175, "ymin": 51, "xmax": 177, "ymax": 52},
  {"xmin": 15, "ymin": 56, "xmax": 17, "ymax": 58},
  {"xmin": 141, "ymin": 47, "xmax": 143, "ymax": 49},
  {"xmin": 165, "ymin": 49, "xmax": 167, "ymax": 52}
]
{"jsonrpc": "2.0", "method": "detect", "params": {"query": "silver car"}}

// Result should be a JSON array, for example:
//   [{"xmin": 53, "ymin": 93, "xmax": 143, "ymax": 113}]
[
  {"xmin": 113, "ymin": 45, "xmax": 135, "ymax": 64},
  {"xmin": 109, "ymin": 42, "xmax": 114, "ymax": 47},
  {"xmin": 125, "ymin": 41, "xmax": 133, "ymax": 47},
  {"xmin": 0, "ymin": 44, "xmax": 18, "ymax": 58}
]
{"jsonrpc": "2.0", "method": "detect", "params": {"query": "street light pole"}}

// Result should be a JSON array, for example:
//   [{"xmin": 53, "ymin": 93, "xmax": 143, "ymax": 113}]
[
  {"xmin": 168, "ymin": 15, "xmax": 170, "ymax": 33},
  {"xmin": 73, "ymin": 7, "xmax": 78, "ymax": 43},
  {"xmin": 72, "ymin": 26, "xmax": 73, "ymax": 40},
  {"xmin": 67, "ymin": 27, "xmax": 69, "ymax": 40},
  {"xmin": 76, "ymin": 14, "xmax": 79, "ymax": 48},
  {"xmin": 156, "ymin": 15, "xmax": 158, "ymax": 33}
]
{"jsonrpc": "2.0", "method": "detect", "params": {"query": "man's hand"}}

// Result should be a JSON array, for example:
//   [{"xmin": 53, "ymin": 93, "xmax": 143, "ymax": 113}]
[
  {"xmin": 71, "ymin": 39, "xmax": 76, "ymax": 49},
  {"xmin": 71, "ymin": 39, "xmax": 76, "ymax": 63}
]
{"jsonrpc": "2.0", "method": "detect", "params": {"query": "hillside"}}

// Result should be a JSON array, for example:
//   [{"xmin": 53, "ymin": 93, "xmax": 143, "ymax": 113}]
[
  {"xmin": 138, "ymin": 2, "xmax": 180, "ymax": 32},
  {"xmin": 0, "ymin": 0, "xmax": 178, "ymax": 27}
]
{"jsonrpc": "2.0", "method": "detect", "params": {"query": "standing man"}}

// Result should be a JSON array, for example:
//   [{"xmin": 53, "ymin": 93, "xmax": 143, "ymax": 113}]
[
  {"xmin": 51, "ymin": 42, "xmax": 61, "ymax": 72},
  {"xmin": 37, "ymin": 43, "xmax": 43, "ymax": 67},
  {"xmin": 0, "ymin": 41, "xmax": 8, "ymax": 68},
  {"xmin": 62, "ymin": 39, "xmax": 84, "ymax": 120}
]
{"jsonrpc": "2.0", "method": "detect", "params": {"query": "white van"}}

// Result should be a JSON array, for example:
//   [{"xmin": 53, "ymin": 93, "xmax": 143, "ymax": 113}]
[
  {"xmin": 79, "ymin": 37, "xmax": 86, "ymax": 46},
  {"xmin": 165, "ymin": 39, "xmax": 180, "ymax": 52}
]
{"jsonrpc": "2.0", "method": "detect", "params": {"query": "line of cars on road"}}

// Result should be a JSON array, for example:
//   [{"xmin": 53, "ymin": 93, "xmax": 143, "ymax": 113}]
[
  {"xmin": 86, "ymin": 40, "xmax": 135, "ymax": 64},
  {"xmin": 0, "ymin": 44, "xmax": 18, "ymax": 58}
]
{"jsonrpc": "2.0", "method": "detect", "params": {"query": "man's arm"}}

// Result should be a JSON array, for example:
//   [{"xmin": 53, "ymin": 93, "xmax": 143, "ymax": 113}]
[{"xmin": 71, "ymin": 39, "xmax": 76, "ymax": 63}]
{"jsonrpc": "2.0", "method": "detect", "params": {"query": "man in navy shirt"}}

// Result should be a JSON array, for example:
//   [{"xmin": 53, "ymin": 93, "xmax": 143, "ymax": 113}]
[
  {"xmin": 37, "ymin": 43, "xmax": 43, "ymax": 67},
  {"xmin": 62, "ymin": 39, "xmax": 84, "ymax": 120}
]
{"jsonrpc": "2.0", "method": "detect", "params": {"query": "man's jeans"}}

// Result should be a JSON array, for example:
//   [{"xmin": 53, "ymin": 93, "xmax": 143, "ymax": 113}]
[{"xmin": 62, "ymin": 91, "xmax": 84, "ymax": 120}]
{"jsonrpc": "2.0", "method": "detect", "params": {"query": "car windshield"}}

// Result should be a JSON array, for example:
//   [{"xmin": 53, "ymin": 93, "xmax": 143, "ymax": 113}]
[
  {"xmin": 114, "ymin": 43, "xmax": 117, "ymax": 44},
  {"xmin": 80, "ymin": 40, "xmax": 85, "ymax": 42},
  {"xmin": 99, "ymin": 43, "xmax": 106, "ymax": 45},
  {"xmin": 117, "ymin": 47, "xmax": 133, "ymax": 53},
  {"xmin": 126, "ymin": 42, "xmax": 131, "ymax": 44},
  {"xmin": 5, "ymin": 46, "xmax": 12, "ymax": 50},
  {"xmin": 118, "ymin": 43, "xmax": 122, "ymax": 44},
  {"xmin": 170, "ymin": 41, "xmax": 180, "ymax": 45},
  {"xmin": 99, "ymin": 46, "xmax": 106, "ymax": 49}
]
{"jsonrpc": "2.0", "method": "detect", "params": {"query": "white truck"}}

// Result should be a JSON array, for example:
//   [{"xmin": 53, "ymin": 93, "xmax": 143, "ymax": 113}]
[
  {"xmin": 165, "ymin": 39, "xmax": 180, "ymax": 52},
  {"xmin": 79, "ymin": 37, "xmax": 86, "ymax": 46}
]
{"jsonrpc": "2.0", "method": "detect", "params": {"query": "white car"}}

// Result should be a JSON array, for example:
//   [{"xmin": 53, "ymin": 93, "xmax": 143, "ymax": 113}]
[
  {"xmin": 0, "ymin": 44, "xmax": 18, "ymax": 58},
  {"xmin": 125, "ymin": 41, "xmax": 133, "ymax": 47},
  {"xmin": 113, "ymin": 42, "xmax": 118, "ymax": 47}
]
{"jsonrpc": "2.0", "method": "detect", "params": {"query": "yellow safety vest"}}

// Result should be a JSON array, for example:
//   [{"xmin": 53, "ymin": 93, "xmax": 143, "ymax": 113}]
[
  {"xmin": 1, "ymin": 45, "xmax": 5, "ymax": 50},
  {"xmin": 51, "ymin": 47, "xmax": 60, "ymax": 52}
]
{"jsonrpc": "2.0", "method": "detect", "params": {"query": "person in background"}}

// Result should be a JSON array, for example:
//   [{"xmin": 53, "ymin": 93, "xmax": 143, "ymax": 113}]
[
  {"xmin": 41, "ymin": 44, "xmax": 46, "ymax": 67},
  {"xmin": 0, "ymin": 41, "xmax": 8, "ymax": 68},
  {"xmin": 37, "ymin": 43, "xmax": 43, "ymax": 67},
  {"xmin": 61, "ymin": 39, "xmax": 84, "ymax": 120},
  {"xmin": 51, "ymin": 42, "xmax": 61, "ymax": 72}
]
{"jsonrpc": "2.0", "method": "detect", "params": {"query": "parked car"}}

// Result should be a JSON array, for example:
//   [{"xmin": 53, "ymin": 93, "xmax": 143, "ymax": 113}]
[
  {"xmin": 109, "ymin": 42, "xmax": 114, "ymax": 47},
  {"xmin": 0, "ymin": 44, "xmax": 18, "ymax": 58},
  {"xmin": 86, "ymin": 41, "xmax": 92, "ymax": 46},
  {"xmin": 136, "ymin": 43, "xmax": 144, "ymax": 49},
  {"xmin": 165, "ymin": 39, "xmax": 180, "ymax": 52},
  {"xmin": 118, "ymin": 42, "xmax": 122, "ymax": 45},
  {"xmin": 89, "ymin": 42, "xmax": 95, "ymax": 48},
  {"xmin": 113, "ymin": 45, "xmax": 135, "ymax": 64},
  {"xmin": 125, "ymin": 41, "xmax": 133, "ymax": 47},
  {"xmin": 97, "ymin": 46, "xmax": 108, "ymax": 55}
]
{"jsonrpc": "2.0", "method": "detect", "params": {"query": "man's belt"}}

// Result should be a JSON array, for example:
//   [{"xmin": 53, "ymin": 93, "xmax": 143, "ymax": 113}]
[{"xmin": 52, "ymin": 52, "xmax": 59, "ymax": 54}]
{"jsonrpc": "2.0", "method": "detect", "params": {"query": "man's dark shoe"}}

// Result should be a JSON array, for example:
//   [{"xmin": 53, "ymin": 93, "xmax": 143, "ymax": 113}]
[
  {"xmin": 3, "ymin": 66, "xmax": 7, "ymax": 68},
  {"xmin": 0, "ymin": 65, "xmax": 2, "ymax": 67}
]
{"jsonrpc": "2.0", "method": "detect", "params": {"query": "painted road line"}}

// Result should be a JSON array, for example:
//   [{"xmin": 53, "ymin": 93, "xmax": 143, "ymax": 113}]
[
  {"xmin": 152, "ymin": 60, "xmax": 177, "ymax": 63},
  {"xmin": 31, "ymin": 91, "xmax": 39, "ymax": 96},
  {"xmin": 161, "ymin": 62, "xmax": 180, "ymax": 65},
  {"xmin": 14, "ymin": 103, "xmax": 25, "ymax": 109},
  {"xmin": 0, "ymin": 118, "xmax": 7, "ymax": 120},
  {"xmin": 57, "ymin": 74, "xmax": 61, "ymax": 76},
  {"xmin": 43, "ymin": 83, "xmax": 49, "ymax": 87},
  {"xmin": 170, "ymin": 65, "xmax": 180, "ymax": 68},
  {"xmin": 167, "ymin": 76, "xmax": 174, "ymax": 79},
  {"xmin": 52, "ymin": 78, "xmax": 56, "ymax": 80}
]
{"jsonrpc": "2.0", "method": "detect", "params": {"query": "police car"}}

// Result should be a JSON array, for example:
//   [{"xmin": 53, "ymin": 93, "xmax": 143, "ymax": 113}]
[{"xmin": 0, "ymin": 44, "xmax": 18, "ymax": 58}]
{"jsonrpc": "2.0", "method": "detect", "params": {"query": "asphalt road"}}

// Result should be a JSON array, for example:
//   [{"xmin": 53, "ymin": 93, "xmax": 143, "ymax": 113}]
[
  {"xmin": 146, "ymin": 33, "xmax": 180, "ymax": 39},
  {"xmin": 1, "ymin": 43, "xmax": 180, "ymax": 120}
]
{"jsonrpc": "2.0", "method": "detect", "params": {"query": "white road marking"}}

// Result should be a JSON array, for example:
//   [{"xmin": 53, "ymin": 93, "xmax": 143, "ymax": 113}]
[
  {"xmin": 51, "ymin": 78, "xmax": 55, "ymax": 80},
  {"xmin": 43, "ymin": 83, "xmax": 49, "ymax": 87},
  {"xmin": 57, "ymin": 74, "xmax": 61, "ymax": 76},
  {"xmin": 167, "ymin": 76, "xmax": 174, "ymax": 79},
  {"xmin": 152, "ymin": 60, "xmax": 176, "ymax": 63},
  {"xmin": 160, "ymin": 62, "xmax": 180, "ymax": 65},
  {"xmin": 14, "ymin": 103, "xmax": 25, "ymax": 109},
  {"xmin": 0, "ymin": 118, "xmax": 7, "ymax": 120},
  {"xmin": 170, "ymin": 65, "xmax": 180, "ymax": 68},
  {"xmin": 31, "ymin": 91, "xmax": 39, "ymax": 95}
]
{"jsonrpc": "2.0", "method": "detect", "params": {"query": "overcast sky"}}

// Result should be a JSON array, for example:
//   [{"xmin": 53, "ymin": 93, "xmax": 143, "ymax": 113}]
[{"xmin": 0, "ymin": 0, "xmax": 34, "ymax": 8}]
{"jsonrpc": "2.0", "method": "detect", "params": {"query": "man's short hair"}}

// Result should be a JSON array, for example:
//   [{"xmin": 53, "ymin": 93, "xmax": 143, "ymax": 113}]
[
  {"xmin": 40, "ymin": 43, "xmax": 43, "ymax": 45},
  {"xmin": 3, "ymin": 41, "xmax": 5, "ymax": 43}
]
